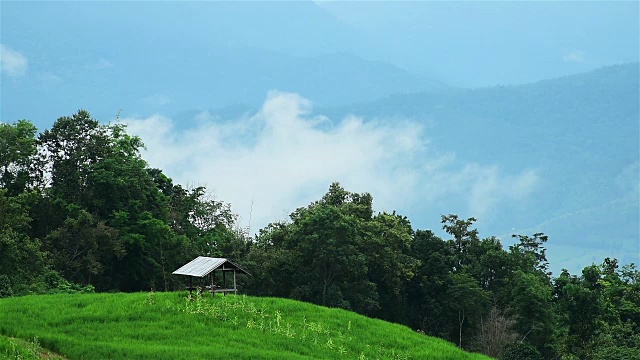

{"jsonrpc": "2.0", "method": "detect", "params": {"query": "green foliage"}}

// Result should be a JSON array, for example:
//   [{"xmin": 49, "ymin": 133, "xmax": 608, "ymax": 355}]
[
  {"xmin": 500, "ymin": 342, "xmax": 543, "ymax": 360},
  {"xmin": 406, "ymin": 230, "xmax": 454, "ymax": 337},
  {"xmin": 43, "ymin": 209, "xmax": 122, "ymax": 287},
  {"xmin": 360, "ymin": 212, "xmax": 419, "ymax": 322},
  {"xmin": 249, "ymin": 183, "xmax": 421, "ymax": 318},
  {"xmin": 509, "ymin": 233, "xmax": 550, "ymax": 276},
  {"xmin": 591, "ymin": 322, "xmax": 640, "ymax": 360},
  {"xmin": 553, "ymin": 260, "xmax": 640, "ymax": 359},
  {"xmin": 447, "ymin": 273, "xmax": 490, "ymax": 348},
  {"xmin": 0, "ymin": 120, "xmax": 38, "ymax": 195},
  {"xmin": 42, "ymin": 271, "xmax": 94, "ymax": 294},
  {"xmin": 507, "ymin": 271, "xmax": 555, "ymax": 352},
  {"xmin": 248, "ymin": 183, "xmax": 381, "ymax": 314},
  {"xmin": 0, "ymin": 189, "xmax": 47, "ymax": 291},
  {"xmin": 441, "ymin": 214, "xmax": 479, "ymax": 270},
  {"xmin": 0, "ymin": 276, "xmax": 13, "ymax": 298}
]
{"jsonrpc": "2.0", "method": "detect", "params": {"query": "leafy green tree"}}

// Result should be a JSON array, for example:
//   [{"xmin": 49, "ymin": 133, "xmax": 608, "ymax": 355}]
[
  {"xmin": 591, "ymin": 321, "xmax": 640, "ymax": 360},
  {"xmin": 510, "ymin": 233, "xmax": 550, "ymax": 276},
  {"xmin": 35, "ymin": 110, "xmax": 201, "ymax": 291},
  {"xmin": 85, "ymin": 124, "xmax": 165, "ymax": 220},
  {"xmin": 554, "ymin": 260, "xmax": 640, "ymax": 359},
  {"xmin": 289, "ymin": 203, "xmax": 377, "ymax": 312},
  {"xmin": 508, "ymin": 270, "xmax": 555, "ymax": 354},
  {"xmin": 246, "ymin": 183, "xmax": 383, "ymax": 314},
  {"xmin": 447, "ymin": 272, "xmax": 490, "ymax": 349},
  {"xmin": 0, "ymin": 275, "xmax": 13, "ymax": 297},
  {"xmin": 465, "ymin": 236, "xmax": 511, "ymax": 294},
  {"xmin": 245, "ymin": 222, "xmax": 300, "ymax": 298},
  {"xmin": 359, "ymin": 211, "xmax": 419, "ymax": 321},
  {"xmin": 441, "ymin": 214, "xmax": 479, "ymax": 271},
  {"xmin": 44, "ymin": 209, "xmax": 122, "ymax": 287},
  {"xmin": 0, "ymin": 120, "xmax": 39, "ymax": 195},
  {"xmin": 37, "ymin": 110, "xmax": 114, "ymax": 207},
  {"xmin": 407, "ymin": 229, "xmax": 454, "ymax": 337},
  {"xmin": 0, "ymin": 189, "xmax": 47, "ymax": 291}
]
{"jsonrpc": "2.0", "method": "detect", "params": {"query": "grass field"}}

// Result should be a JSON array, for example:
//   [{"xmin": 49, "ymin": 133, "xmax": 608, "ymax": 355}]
[{"xmin": 0, "ymin": 291, "xmax": 492, "ymax": 359}]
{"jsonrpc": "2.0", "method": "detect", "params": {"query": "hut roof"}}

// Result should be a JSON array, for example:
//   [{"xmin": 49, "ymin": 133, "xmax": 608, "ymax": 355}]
[{"xmin": 172, "ymin": 257, "xmax": 249, "ymax": 277}]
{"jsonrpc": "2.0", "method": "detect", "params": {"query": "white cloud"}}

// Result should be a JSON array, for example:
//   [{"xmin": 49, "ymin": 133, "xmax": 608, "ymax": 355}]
[
  {"xmin": 562, "ymin": 50, "xmax": 585, "ymax": 63},
  {"xmin": 124, "ymin": 91, "xmax": 538, "ymax": 233},
  {"xmin": 0, "ymin": 44, "xmax": 28, "ymax": 77}
]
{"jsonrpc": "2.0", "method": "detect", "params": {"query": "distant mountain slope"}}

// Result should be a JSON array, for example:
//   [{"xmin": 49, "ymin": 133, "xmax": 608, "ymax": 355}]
[
  {"xmin": 323, "ymin": 63, "xmax": 639, "ymax": 271},
  {"xmin": 326, "ymin": 63, "xmax": 638, "ymax": 162},
  {"xmin": 0, "ymin": 292, "xmax": 491, "ymax": 360},
  {"xmin": 1, "ymin": 44, "xmax": 447, "ymax": 129}
]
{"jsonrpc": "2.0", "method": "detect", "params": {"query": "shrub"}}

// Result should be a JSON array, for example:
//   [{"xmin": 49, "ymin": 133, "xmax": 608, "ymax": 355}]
[
  {"xmin": 500, "ymin": 342, "xmax": 543, "ymax": 360},
  {"xmin": 0, "ymin": 275, "xmax": 13, "ymax": 298}
]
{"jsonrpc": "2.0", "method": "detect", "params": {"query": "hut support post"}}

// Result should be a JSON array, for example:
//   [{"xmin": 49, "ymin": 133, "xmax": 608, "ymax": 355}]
[
  {"xmin": 210, "ymin": 273, "xmax": 214, "ymax": 297},
  {"xmin": 223, "ymin": 271, "xmax": 227, "ymax": 296},
  {"xmin": 233, "ymin": 270, "xmax": 237, "ymax": 295}
]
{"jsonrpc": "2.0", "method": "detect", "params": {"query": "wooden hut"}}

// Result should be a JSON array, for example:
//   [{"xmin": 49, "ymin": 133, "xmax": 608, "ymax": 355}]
[{"xmin": 172, "ymin": 257, "xmax": 249, "ymax": 295}]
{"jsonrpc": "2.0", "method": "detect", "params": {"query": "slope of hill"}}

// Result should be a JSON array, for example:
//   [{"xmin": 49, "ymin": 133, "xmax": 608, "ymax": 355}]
[{"xmin": 0, "ymin": 292, "xmax": 490, "ymax": 360}]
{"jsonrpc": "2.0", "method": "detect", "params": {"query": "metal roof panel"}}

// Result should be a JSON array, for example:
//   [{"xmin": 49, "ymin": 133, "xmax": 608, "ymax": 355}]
[
  {"xmin": 172, "ymin": 256, "xmax": 226, "ymax": 277},
  {"xmin": 172, "ymin": 257, "xmax": 250, "ymax": 277}
]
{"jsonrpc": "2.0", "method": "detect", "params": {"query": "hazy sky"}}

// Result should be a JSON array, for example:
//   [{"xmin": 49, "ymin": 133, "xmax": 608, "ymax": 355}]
[
  {"xmin": 2, "ymin": 1, "xmax": 638, "ymax": 123},
  {"xmin": 318, "ymin": 1, "xmax": 639, "ymax": 86}
]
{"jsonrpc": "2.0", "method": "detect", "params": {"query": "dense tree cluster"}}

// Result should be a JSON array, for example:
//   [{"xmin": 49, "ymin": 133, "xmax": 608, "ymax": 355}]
[
  {"xmin": 0, "ymin": 111, "xmax": 240, "ymax": 294},
  {"xmin": 1, "ymin": 111, "xmax": 638, "ymax": 359}
]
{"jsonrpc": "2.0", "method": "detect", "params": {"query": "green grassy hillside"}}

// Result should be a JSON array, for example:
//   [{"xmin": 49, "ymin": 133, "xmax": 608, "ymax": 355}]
[{"xmin": 0, "ymin": 292, "xmax": 490, "ymax": 360}]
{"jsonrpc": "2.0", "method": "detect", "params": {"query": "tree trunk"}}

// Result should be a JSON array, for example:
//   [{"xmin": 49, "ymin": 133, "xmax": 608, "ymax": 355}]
[{"xmin": 458, "ymin": 309, "xmax": 465, "ymax": 348}]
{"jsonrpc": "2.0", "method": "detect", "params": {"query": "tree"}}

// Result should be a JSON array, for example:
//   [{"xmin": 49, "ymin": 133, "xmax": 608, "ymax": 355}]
[
  {"xmin": 507, "ymin": 270, "xmax": 555, "ymax": 354},
  {"xmin": 37, "ymin": 110, "xmax": 114, "ymax": 207},
  {"xmin": 44, "ymin": 209, "xmax": 122, "ymax": 287},
  {"xmin": 0, "ymin": 189, "xmax": 47, "ymax": 291},
  {"xmin": 289, "ymin": 203, "xmax": 377, "ymax": 312},
  {"xmin": 407, "ymin": 229, "xmax": 454, "ymax": 337},
  {"xmin": 441, "ymin": 214, "xmax": 479, "ymax": 270},
  {"xmin": 465, "ymin": 236, "xmax": 511, "ymax": 294},
  {"xmin": 245, "ymin": 222, "xmax": 300, "ymax": 298},
  {"xmin": 554, "ymin": 260, "xmax": 640, "ymax": 359},
  {"xmin": 556, "ymin": 273, "xmax": 603, "ymax": 358},
  {"xmin": 447, "ymin": 272, "xmax": 490, "ymax": 349},
  {"xmin": 0, "ymin": 120, "xmax": 39, "ymax": 195},
  {"xmin": 246, "ymin": 183, "xmax": 382, "ymax": 314},
  {"xmin": 476, "ymin": 306, "xmax": 518, "ymax": 358},
  {"xmin": 510, "ymin": 233, "xmax": 550, "ymax": 276},
  {"xmin": 35, "ymin": 111, "xmax": 195, "ymax": 291},
  {"xmin": 359, "ymin": 211, "xmax": 419, "ymax": 321}
]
